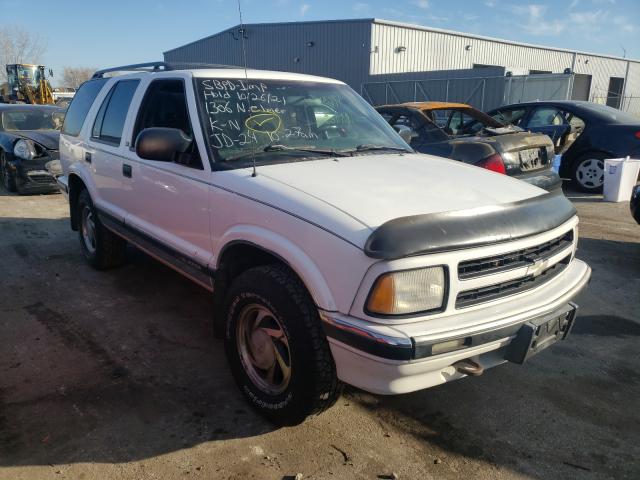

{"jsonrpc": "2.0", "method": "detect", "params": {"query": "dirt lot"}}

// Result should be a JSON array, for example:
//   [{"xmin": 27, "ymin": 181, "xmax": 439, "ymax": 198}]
[{"xmin": 0, "ymin": 188, "xmax": 639, "ymax": 480}]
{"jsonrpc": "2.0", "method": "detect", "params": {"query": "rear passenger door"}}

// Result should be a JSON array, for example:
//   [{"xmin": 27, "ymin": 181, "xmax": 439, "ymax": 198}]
[
  {"xmin": 86, "ymin": 79, "xmax": 140, "ymax": 221},
  {"xmin": 523, "ymin": 106, "xmax": 570, "ymax": 146},
  {"xmin": 121, "ymin": 78, "xmax": 214, "ymax": 286}
]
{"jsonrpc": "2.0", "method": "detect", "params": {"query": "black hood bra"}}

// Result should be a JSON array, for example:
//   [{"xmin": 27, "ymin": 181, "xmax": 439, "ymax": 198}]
[{"xmin": 365, "ymin": 191, "xmax": 577, "ymax": 260}]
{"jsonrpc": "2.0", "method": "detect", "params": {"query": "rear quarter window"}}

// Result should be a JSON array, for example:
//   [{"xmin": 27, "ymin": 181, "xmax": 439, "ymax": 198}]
[{"xmin": 61, "ymin": 78, "xmax": 108, "ymax": 137}]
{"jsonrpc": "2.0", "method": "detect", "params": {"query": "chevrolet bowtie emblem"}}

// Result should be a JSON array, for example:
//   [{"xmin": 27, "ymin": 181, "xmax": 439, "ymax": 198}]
[{"xmin": 526, "ymin": 258, "xmax": 548, "ymax": 277}]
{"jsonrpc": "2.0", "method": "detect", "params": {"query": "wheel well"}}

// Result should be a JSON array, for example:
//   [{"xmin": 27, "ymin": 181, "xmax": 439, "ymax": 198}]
[
  {"xmin": 68, "ymin": 174, "xmax": 86, "ymax": 231},
  {"xmin": 212, "ymin": 242, "xmax": 309, "ymax": 338}
]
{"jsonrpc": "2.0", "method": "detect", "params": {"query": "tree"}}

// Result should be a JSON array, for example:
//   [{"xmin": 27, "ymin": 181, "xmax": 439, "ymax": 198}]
[
  {"xmin": 62, "ymin": 67, "xmax": 95, "ymax": 89},
  {"xmin": 0, "ymin": 26, "xmax": 47, "ymax": 82}
]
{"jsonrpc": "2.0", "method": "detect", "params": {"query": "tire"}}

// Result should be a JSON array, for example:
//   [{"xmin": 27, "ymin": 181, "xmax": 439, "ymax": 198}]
[
  {"xmin": 223, "ymin": 264, "xmax": 342, "ymax": 425},
  {"xmin": 77, "ymin": 189, "xmax": 127, "ymax": 269},
  {"xmin": 1, "ymin": 152, "xmax": 17, "ymax": 192},
  {"xmin": 571, "ymin": 152, "xmax": 606, "ymax": 193}
]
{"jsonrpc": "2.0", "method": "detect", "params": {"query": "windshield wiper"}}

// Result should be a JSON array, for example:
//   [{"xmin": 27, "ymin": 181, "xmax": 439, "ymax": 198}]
[
  {"xmin": 225, "ymin": 144, "xmax": 349, "ymax": 162},
  {"xmin": 264, "ymin": 144, "xmax": 350, "ymax": 157},
  {"xmin": 343, "ymin": 144, "xmax": 413, "ymax": 154}
]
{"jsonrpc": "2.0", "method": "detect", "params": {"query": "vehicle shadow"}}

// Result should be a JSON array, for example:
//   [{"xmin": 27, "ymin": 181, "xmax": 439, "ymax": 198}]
[{"xmin": 0, "ymin": 216, "xmax": 276, "ymax": 467}]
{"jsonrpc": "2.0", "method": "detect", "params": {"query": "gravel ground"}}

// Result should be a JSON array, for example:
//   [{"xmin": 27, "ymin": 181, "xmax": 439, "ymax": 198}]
[{"xmin": 0, "ymin": 188, "xmax": 638, "ymax": 480}]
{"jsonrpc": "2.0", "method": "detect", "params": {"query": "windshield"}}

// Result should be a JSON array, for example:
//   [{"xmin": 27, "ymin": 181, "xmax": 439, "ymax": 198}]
[
  {"xmin": 580, "ymin": 103, "xmax": 639, "ymax": 124},
  {"xmin": 195, "ymin": 78, "xmax": 410, "ymax": 167},
  {"xmin": 10, "ymin": 65, "xmax": 42, "ymax": 89},
  {"xmin": 2, "ymin": 109, "xmax": 65, "ymax": 131}
]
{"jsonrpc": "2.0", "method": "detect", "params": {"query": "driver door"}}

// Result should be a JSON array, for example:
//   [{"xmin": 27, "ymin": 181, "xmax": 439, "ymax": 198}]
[{"xmin": 120, "ymin": 78, "xmax": 214, "ymax": 286}]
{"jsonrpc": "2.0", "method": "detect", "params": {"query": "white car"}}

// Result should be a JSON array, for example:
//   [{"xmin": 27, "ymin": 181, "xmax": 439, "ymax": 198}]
[{"xmin": 57, "ymin": 63, "xmax": 591, "ymax": 425}]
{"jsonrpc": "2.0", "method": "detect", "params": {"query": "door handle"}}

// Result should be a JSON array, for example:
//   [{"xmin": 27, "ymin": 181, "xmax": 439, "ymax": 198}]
[
  {"xmin": 84, "ymin": 152, "xmax": 92, "ymax": 163},
  {"xmin": 122, "ymin": 164, "xmax": 132, "ymax": 178}
]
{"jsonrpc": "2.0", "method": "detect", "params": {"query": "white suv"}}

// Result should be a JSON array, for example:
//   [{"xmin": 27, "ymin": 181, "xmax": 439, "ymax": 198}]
[{"xmin": 58, "ymin": 63, "xmax": 591, "ymax": 425}]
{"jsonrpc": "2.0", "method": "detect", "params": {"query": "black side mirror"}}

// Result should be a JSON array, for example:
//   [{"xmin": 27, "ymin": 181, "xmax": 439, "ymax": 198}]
[
  {"xmin": 393, "ymin": 124, "xmax": 418, "ymax": 144},
  {"xmin": 135, "ymin": 127, "xmax": 192, "ymax": 162}
]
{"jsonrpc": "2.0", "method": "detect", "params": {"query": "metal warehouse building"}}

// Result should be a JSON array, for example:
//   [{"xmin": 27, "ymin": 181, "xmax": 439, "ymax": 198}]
[{"xmin": 164, "ymin": 18, "xmax": 640, "ymax": 114}]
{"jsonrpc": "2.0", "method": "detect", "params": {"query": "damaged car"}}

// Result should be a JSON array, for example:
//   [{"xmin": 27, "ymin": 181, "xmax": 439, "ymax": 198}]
[
  {"xmin": 487, "ymin": 101, "xmax": 640, "ymax": 193},
  {"xmin": 376, "ymin": 102, "xmax": 561, "ymax": 191},
  {"xmin": 0, "ymin": 104, "xmax": 64, "ymax": 194}
]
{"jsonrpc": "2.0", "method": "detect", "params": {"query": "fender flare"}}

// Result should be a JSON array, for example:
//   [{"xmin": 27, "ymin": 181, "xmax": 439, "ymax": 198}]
[{"xmin": 216, "ymin": 225, "xmax": 337, "ymax": 311}]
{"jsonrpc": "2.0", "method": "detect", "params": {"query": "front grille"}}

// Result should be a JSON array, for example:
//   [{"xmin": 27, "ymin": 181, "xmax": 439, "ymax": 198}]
[
  {"xmin": 28, "ymin": 174, "xmax": 55, "ymax": 184},
  {"xmin": 456, "ymin": 254, "xmax": 571, "ymax": 308},
  {"xmin": 458, "ymin": 230, "xmax": 573, "ymax": 280}
]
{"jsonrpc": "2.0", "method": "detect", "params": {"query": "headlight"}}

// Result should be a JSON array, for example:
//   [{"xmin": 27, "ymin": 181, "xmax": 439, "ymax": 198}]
[
  {"xmin": 367, "ymin": 266, "xmax": 446, "ymax": 316},
  {"xmin": 14, "ymin": 139, "xmax": 37, "ymax": 160}
]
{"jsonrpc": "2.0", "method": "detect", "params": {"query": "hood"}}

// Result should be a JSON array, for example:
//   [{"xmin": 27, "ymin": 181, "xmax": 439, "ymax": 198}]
[
  {"xmin": 15, "ymin": 130, "xmax": 60, "ymax": 150},
  {"xmin": 217, "ymin": 153, "xmax": 547, "ymax": 248}
]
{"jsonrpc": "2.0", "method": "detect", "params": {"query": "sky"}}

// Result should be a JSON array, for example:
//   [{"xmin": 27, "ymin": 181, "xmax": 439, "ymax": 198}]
[{"xmin": 1, "ymin": 0, "xmax": 638, "ymax": 85}]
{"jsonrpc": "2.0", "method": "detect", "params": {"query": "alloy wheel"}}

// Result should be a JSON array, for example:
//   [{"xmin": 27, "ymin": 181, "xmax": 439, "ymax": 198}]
[{"xmin": 575, "ymin": 158, "xmax": 604, "ymax": 190}]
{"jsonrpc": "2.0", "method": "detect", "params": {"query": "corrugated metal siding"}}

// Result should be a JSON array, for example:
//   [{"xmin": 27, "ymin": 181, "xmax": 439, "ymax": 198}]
[
  {"xmin": 165, "ymin": 20, "xmax": 372, "ymax": 89},
  {"xmin": 370, "ymin": 23, "xmax": 573, "ymax": 75},
  {"xmin": 165, "ymin": 19, "xmax": 640, "ymax": 114}
]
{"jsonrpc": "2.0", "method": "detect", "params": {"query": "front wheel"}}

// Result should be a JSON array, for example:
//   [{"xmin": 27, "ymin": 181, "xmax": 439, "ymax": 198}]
[
  {"xmin": 223, "ymin": 264, "xmax": 342, "ymax": 425},
  {"xmin": 571, "ymin": 153, "xmax": 606, "ymax": 193}
]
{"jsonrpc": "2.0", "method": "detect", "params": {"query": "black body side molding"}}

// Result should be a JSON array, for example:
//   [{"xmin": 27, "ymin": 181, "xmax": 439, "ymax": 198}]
[{"xmin": 364, "ymin": 191, "xmax": 576, "ymax": 260}]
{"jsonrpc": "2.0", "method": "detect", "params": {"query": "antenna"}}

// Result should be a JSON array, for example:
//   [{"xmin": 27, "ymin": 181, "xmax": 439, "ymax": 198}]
[
  {"xmin": 236, "ymin": 0, "xmax": 257, "ymax": 178},
  {"xmin": 619, "ymin": 43, "xmax": 627, "ymax": 58}
]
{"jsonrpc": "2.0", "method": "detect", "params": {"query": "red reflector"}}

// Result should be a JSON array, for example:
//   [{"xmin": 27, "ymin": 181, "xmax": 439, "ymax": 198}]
[
  {"xmin": 477, "ymin": 154, "xmax": 506, "ymax": 174},
  {"xmin": 635, "ymin": 131, "xmax": 640, "ymax": 139}
]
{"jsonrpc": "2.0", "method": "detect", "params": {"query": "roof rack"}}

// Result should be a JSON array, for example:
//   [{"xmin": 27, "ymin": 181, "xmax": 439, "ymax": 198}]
[
  {"xmin": 92, "ymin": 61, "xmax": 244, "ymax": 79},
  {"xmin": 92, "ymin": 62, "xmax": 172, "ymax": 78},
  {"xmin": 162, "ymin": 61, "xmax": 244, "ymax": 70}
]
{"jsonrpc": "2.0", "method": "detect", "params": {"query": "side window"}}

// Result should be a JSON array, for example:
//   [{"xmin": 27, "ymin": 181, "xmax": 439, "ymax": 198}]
[
  {"xmin": 61, "ymin": 78, "xmax": 108, "ymax": 136},
  {"xmin": 132, "ymin": 79, "xmax": 202, "ymax": 169},
  {"xmin": 563, "ymin": 111, "xmax": 586, "ymax": 131},
  {"xmin": 91, "ymin": 80, "xmax": 139, "ymax": 145},
  {"xmin": 390, "ymin": 113, "xmax": 447, "ymax": 144},
  {"xmin": 491, "ymin": 108, "xmax": 526, "ymax": 126},
  {"xmin": 527, "ymin": 107, "xmax": 565, "ymax": 128},
  {"xmin": 448, "ymin": 111, "xmax": 475, "ymax": 135},
  {"xmin": 430, "ymin": 110, "xmax": 450, "ymax": 129}
]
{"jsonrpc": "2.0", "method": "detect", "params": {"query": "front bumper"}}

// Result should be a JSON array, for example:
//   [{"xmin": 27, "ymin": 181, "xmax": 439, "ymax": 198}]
[
  {"xmin": 16, "ymin": 170, "xmax": 59, "ymax": 193},
  {"xmin": 321, "ymin": 258, "xmax": 591, "ymax": 395},
  {"xmin": 515, "ymin": 168, "xmax": 562, "ymax": 191}
]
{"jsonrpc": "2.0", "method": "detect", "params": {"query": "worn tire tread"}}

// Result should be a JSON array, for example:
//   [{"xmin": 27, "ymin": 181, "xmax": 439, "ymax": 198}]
[{"xmin": 225, "ymin": 264, "xmax": 342, "ymax": 424}]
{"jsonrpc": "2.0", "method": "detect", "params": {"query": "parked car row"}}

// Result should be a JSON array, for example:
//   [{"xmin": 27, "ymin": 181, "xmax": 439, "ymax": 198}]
[
  {"xmin": 376, "ymin": 102, "xmax": 562, "ymax": 191},
  {"xmin": 376, "ymin": 100, "xmax": 640, "ymax": 193},
  {"xmin": 50, "ymin": 64, "xmax": 593, "ymax": 425}
]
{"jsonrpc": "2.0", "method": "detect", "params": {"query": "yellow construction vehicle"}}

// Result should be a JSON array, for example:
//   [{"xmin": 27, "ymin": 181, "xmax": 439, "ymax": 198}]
[{"xmin": 2, "ymin": 64, "xmax": 54, "ymax": 104}]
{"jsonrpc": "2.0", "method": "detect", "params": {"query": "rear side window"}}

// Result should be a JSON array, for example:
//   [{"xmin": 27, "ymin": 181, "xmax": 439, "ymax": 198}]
[
  {"xmin": 92, "ymin": 80, "xmax": 140, "ymax": 145},
  {"xmin": 61, "ymin": 78, "xmax": 108, "ymax": 136},
  {"xmin": 491, "ymin": 108, "xmax": 527, "ymax": 126}
]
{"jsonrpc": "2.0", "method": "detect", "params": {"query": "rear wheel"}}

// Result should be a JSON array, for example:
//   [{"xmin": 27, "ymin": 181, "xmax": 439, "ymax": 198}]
[
  {"xmin": 77, "ymin": 189, "xmax": 127, "ymax": 269},
  {"xmin": 571, "ymin": 152, "xmax": 606, "ymax": 193},
  {"xmin": 223, "ymin": 264, "xmax": 341, "ymax": 425},
  {"xmin": 1, "ymin": 152, "xmax": 17, "ymax": 192}
]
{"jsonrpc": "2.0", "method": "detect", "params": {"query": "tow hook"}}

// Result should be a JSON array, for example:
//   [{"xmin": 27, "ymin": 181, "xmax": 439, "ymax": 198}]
[{"xmin": 453, "ymin": 359, "xmax": 484, "ymax": 376}]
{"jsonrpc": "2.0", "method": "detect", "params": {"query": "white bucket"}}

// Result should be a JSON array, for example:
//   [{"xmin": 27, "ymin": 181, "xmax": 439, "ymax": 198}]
[{"xmin": 603, "ymin": 157, "xmax": 640, "ymax": 202}]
